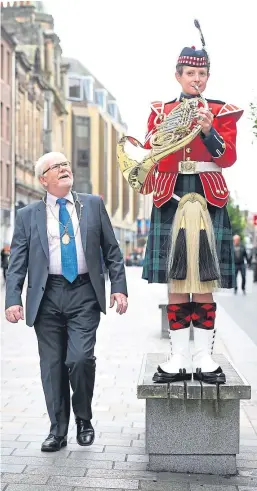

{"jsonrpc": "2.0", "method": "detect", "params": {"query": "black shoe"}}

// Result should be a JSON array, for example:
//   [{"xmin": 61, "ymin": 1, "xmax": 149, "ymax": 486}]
[
  {"xmin": 153, "ymin": 366, "xmax": 192, "ymax": 383},
  {"xmin": 76, "ymin": 418, "xmax": 95, "ymax": 446},
  {"xmin": 193, "ymin": 366, "xmax": 226, "ymax": 384},
  {"xmin": 41, "ymin": 434, "xmax": 67, "ymax": 452}
]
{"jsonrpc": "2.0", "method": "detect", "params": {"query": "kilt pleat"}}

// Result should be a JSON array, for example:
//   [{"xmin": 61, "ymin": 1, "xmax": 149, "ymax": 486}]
[{"xmin": 142, "ymin": 174, "xmax": 235, "ymax": 289}]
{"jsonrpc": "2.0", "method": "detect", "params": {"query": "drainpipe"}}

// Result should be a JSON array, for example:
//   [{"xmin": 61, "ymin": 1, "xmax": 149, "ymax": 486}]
[{"xmin": 10, "ymin": 46, "xmax": 16, "ymax": 239}]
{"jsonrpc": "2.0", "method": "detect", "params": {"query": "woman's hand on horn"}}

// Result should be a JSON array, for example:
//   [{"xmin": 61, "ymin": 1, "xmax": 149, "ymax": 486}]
[{"xmin": 197, "ymin": 108, "xmax": 214, "ymax": 136}]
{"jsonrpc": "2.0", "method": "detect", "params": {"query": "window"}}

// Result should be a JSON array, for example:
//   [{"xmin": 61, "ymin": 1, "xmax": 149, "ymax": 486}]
[
  {"xmin": 43, "ymin": 98, "xmax": 51, "ymax": 131},
  {"xmin": 76, "ymin": 117, "xmax": 90, "ymax": 138},
  {"xmin": 27, "ymin": 108, "xmax": 30, "ymax": 161},
  {"xmin": 68, "ymin": 75, "xmax": 95, "ymax": 102},
  {"xmin": 116, "ymin": 132, "xmax": 120, "ymax": 193},
  {"xmin": 6, "ymin": 163, "xmax": 11, "ymax": 199},
  {"xmin": 103, "ymin": 120, "xmax": 108, "ymax": 202},
  {"xmin": 44, "ymin": 42, "xmax": 49, "ymax": 72},
  {"xmin": 29, "ymin": 104, "xmax": 33, "ymax": 162},
  {"xmin": 60, "ymin": 120, "xmax": 64, "ymax": 148},
  {"xmin": 77, "ymin": 149, "xmax": 90, "ymax": 167},
  {"xmin": 111, "ymin": 127, "xmax": 119, "ymax": 215},
  {"xmin": 68, "ymin": 77, "xmax": 81, "ymax": 100},
  {"xmin": 19, "ymin": 94, "xmax": 24, "ymax": 157},
  {"xmin": 0, "ymin": 161, "xmax": 3, "ymax": 198},
  {"xmin": 6, "ymin": 107, "xmax": 10, "ymax": 141},
  {"xmin": 1, "ymin": 103, "xmax": 3, "ymax": 138},
  {"xmin": 108, "ymin": 102, "xmax": 117, "ymax": 119},
  {"xmin": 75, "ymin": 116, "xmax": 90, "ymax": 167},
  {"xmin": 54, "ymin": 53, "xmax": 58, "ymax": 87},
  {"xmin": 7, "ymin": 51, "xmax": 11, "ymax": 84},
  {"xmin": 60, "ymin": 72, "xmax": 65, "ymax": 92},
  {"xmin": 1, "ymin": 44, "xmax": 4, "ymax": 81},
  {"xmin": 95, "ymin": 89, "xmax": 107, "ymax": 111},
  {"xmin": 83, "ymin": 77, "xmax": 94, "ymax": 102},
  {"xmin": 35, "ymin": 115, "xmax": 39, "ymax": 158},
  {"xmin": 95, "ymin": 91, "xmax": 103, "ymax": 106}
]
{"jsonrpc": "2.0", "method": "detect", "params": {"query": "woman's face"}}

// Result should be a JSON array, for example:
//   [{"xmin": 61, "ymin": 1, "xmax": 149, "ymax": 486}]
[{"xmin": 175, "ymin": 66, "xmax": 209, "ymax": 95}]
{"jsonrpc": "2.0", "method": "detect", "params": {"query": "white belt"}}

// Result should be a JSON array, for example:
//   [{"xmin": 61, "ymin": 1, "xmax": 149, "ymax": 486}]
[{"xmin": 178, "ymin": 161, "xmax": 222, "ymax": 174}]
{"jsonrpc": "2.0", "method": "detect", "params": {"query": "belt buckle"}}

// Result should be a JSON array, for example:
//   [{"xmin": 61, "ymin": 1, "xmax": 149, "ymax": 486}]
[{"xmin": 179, "ymin": 161, "xmax": 197, "ymax": 174}]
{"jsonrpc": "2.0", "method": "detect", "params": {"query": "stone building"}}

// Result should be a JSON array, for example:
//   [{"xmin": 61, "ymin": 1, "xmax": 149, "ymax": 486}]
[
  {"xmin": 0, "ymin": 25, "xmax": 16, "ymax": 245},
  {"xmin": 64, "ymin": 57, "xmax": 138, "ymax": 253},
  {"xmin": 1, "ymin": 1, "xmax": 71, "ymax": 209}
]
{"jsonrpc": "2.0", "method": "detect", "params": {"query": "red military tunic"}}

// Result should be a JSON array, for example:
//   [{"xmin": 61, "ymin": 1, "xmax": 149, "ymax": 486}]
[{"xmin": 142, "ymin": 99, "xmax": 243, "ymax": 208}]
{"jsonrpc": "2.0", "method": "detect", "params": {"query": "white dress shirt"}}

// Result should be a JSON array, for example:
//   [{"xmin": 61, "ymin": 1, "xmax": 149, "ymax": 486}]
[{"xmin": 46, "ymin": 191, "xmax": 88, "ymax": 275}]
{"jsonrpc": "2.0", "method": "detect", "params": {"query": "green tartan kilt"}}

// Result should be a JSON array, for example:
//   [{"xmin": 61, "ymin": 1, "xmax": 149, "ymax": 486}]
[{"xmin": 142, "ymin": 174, "xmax": 235, "ymax": 289}]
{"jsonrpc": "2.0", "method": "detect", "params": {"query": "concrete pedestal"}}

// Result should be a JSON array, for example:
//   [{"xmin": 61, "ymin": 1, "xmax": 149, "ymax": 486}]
[{"xmin": 137, "ymin": 353, "xmax": 251, "ymax": 474}]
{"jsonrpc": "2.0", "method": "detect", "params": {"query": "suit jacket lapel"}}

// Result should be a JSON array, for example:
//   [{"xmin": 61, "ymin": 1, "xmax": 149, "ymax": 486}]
[
  {"xmin": 36, "ymin": 199, "xmax": 49, "ymax": 261},
  {"xmin": 73, "ymin": 192, "xmax": 88, "ymax": 255}
]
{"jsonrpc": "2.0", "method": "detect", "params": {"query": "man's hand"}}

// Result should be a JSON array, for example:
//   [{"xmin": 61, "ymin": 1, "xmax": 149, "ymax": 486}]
[
  {"xmin": 110, "ymin": 293, "xmax": 128, "ymax": 315},
  {"xmin": 198, "ymin": 107, "xmax": 214, "ymax": 136},
  {"xmin": 5, "ymin": 305, "xmax": 24, "ymax": 323}
]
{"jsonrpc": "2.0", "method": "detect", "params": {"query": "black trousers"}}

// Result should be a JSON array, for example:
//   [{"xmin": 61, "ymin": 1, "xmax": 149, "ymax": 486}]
[
  {"xmin": 34, "ymin": 274, "xmax": 101, "ymax": 437},
  {"xmin": 235, "ymin": 263, "xmax": 246, "ymax": 291},
  {"xmin": 254, "ymin": 263, "xmax": 257, "ymax": 283}
]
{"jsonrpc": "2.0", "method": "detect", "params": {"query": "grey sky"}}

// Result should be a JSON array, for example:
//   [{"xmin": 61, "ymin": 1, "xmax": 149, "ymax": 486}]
[{"xmin": 44, "ymin": 0, "xmax": 257, "ymax": 211}]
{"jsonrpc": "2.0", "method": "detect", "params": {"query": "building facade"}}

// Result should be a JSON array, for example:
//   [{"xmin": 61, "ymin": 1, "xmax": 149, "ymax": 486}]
[
  {"xmin": 64, "ymin": 58, "xmax": 138, "ymax": 254},
  {"xmin": 0, "ymin": 25, "xmax": 16, "ymax": 246},
  {"xmin": 14, "ymin": 49, "xmax": 45, "ymax": 207},
  {"xmin": 1, "ymin": 1, "xmax": 71, "ymax": 210},
  {"xmin": 1, "ymin": 2, "xmax": 141, "ymax": 254}
]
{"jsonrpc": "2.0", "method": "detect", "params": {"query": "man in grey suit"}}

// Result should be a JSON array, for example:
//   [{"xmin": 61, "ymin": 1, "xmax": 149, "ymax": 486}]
[{"xmin": 5, "ymin": 152, "xmax": 128, "ymax": 452}]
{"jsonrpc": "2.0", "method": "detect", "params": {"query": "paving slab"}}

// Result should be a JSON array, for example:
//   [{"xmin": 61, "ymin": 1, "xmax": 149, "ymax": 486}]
[
  {"xmin": 190, "ymin": 487, "xmax": 237, "ymax": 491},
  {"xmin": 1, "ymin": 268, "xmax": 257, "ymax": 489},
  {"xmin": 47, "ymin": 476, "xmax": 139, "ymax": 489},
  {"xmin": 1, "ymin": 474, "xmax": 48, "ymax": 485},
  {"xmin": 2, "ymin": 486, "xmax": 74, "ymax": 491}
]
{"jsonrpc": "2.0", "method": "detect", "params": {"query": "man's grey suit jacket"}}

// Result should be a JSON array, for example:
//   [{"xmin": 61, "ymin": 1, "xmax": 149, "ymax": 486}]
[{"xmin": 5, "ymin": 193, "xmax": 128, "ymax": 327}]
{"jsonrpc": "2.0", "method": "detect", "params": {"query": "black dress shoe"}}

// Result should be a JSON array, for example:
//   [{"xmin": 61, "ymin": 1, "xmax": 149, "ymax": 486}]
[
  {"xmin": 76, "ymin": 418, "xmax": 95, "ymax": 446},
  {"xmin": 193, "ymin": 366, "xmax": 226, "ymax": 384},
  {"xmin": 153, "ymin": 366, "xmax": 192, "ymax": 383},
  {"xmin": 41, "ymin": 434, "xmax": 67, "ymax": 452}
]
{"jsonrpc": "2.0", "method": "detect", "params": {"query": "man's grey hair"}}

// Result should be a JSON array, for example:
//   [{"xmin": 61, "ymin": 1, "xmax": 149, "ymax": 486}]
[{"xmin": 35, "ymin": 152, "xmax": 67, "ymax": 179}]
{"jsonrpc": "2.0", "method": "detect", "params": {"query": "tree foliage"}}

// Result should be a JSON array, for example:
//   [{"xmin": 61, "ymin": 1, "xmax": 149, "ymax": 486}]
[
  {"xmin": 250, "ymin": 102, "xmax": 257, "ymax": 138},
  {"xmin": 227, "ymin": 196, "xmax": 246, "ymax": 238}
]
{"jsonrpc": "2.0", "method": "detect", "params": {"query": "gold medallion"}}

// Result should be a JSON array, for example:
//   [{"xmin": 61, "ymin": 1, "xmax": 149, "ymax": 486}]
[{"xmin": 62, "ymin": 233, "xmax": 70, "ymax": 245}]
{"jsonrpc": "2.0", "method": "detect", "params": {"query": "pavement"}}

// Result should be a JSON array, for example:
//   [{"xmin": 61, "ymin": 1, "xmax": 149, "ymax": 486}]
[
  {"xmin": 1, "ymin": 267, "xmax": 257, "ymax": 491},
  {"xmin": 217, "ymin": 269, "xmax": 257, "ymax": 346}
]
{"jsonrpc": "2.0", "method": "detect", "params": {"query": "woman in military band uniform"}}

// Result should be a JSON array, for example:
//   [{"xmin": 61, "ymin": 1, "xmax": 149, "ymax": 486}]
[{"xmin": 117, "ymin": 20, "xmax": 243, "ymax": 384}]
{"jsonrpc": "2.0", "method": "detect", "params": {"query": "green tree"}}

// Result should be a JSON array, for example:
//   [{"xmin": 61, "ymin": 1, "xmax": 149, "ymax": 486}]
[
  {"xmin": 250, "ymin": 101, "xmax": 257, "ymax": 139},
  {"xmin": 227, "ymin": 197, "xmax": 246, "ymax": 238}
]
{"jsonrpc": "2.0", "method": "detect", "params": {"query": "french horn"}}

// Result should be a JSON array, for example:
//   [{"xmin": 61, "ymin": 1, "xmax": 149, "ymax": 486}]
[{"xmin": 117, "ymin": 86, "xmax": 209, "ymax": 194}]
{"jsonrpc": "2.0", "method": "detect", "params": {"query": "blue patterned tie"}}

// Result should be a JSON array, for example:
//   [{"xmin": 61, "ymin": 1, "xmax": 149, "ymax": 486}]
[{"xmin": 56, "ymin": 198, "xmax": 78, "ymax": 283}]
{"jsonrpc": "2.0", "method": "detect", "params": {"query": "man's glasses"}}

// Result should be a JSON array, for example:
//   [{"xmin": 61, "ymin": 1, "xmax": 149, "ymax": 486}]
[{"xmin": 42, "ymin": 161, "xmax": 71, "ymax": 175}]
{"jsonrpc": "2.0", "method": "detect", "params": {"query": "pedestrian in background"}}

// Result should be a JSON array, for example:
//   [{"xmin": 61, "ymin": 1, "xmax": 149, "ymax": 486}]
[
  {"xmin": 252, "ymin": 244, "xmax": 257, "ymax": 283},
  {"xmin": 233, "ymin": 234, "xmax": 250, "ymax": 294},
  {"xmin": 1, "ymin": 244, "xmax": 10, "ymax": 282}
]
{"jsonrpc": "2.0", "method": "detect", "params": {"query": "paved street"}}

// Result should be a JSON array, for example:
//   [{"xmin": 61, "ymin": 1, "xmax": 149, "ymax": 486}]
[
  {"xmin": 217, "ymin": 269, "xmax": 257, "ymax": 347},
  {"xmin": 1, "ymin": 267, "xmax": 257, "ymax": 491}
]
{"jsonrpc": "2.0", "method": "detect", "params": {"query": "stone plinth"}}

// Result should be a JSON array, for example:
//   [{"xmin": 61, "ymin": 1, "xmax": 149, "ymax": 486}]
[{"xmin": 137, "ymin": 353, "xmax": 251, "ymax": 474}]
